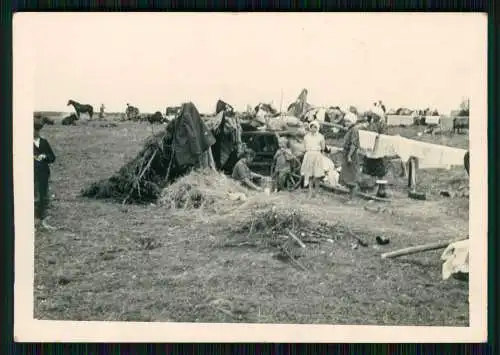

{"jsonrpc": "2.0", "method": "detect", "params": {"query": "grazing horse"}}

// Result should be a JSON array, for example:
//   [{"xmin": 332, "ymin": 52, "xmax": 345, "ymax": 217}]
[
  {"xmin": 67, "ymin": 100, "xmax": 94, "ymax": 120},
  {"xmin": 62, "ymin": 113, "xmax": 78, "ymax": 125}
]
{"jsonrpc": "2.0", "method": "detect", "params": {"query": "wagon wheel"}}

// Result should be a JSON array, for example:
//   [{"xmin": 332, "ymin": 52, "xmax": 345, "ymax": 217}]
[{"xmin": 270, "ymin": 156, "xmax": 303, "ymax": 191}]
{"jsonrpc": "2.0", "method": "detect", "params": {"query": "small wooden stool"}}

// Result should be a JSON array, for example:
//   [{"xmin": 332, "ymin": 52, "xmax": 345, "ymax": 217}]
[{"xmin": 375, "ymin": 179, "xmax": 388, "ymax": 198}]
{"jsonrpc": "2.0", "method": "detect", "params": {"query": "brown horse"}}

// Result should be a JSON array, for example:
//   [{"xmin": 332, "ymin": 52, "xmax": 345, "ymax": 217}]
[{"xmin": 67, "ymin": 100, "xmax": 94, "ymax": 120}]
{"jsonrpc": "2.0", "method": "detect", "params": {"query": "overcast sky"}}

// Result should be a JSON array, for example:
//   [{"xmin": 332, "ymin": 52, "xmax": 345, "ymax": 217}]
[{"xmin": 28, "ymin": 12, "xmax": 484, "ymax": 114}]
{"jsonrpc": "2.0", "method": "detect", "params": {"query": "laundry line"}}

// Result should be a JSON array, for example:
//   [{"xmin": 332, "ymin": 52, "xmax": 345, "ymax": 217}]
[{"xmin": 358, "ymin": 130, "xmax": 467, "ymax": 170}]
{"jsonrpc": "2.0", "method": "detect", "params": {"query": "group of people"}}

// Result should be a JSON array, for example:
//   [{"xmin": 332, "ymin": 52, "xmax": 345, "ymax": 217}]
[
  {"xmin": 231, "ymin": 104, "xmax": 388, "ymax": 201},
  {"xmin": 33, "ymin": 103, "xmax": 387, "ymax": 231}
]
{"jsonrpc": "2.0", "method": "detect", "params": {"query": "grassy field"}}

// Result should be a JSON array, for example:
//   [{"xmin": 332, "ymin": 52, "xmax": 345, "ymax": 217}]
[{"xmin": 34, "ymin": 116, "xmax": 470, "ymax": 325}]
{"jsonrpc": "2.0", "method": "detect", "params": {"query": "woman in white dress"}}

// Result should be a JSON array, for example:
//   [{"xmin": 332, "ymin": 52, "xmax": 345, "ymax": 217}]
[{"xmin": 301, "ymin": 120, "xmax": 327, "ymax": 198}]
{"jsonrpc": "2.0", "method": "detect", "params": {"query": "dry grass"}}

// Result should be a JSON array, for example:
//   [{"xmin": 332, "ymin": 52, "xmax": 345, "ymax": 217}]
[
  {"xmin": 34, "ymin": 116, "xmax": 469, "ymax": 325},
  {"xmin": 159, "ymin": 169, "xmax": 247, "ymax": 210}
]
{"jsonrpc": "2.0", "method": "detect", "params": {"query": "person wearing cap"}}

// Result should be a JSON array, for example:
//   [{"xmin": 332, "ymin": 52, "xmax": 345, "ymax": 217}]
[
  {"xmin": 340, "ymin": 106, "xmax": 362, "ymax": 201},
  {"xmin": 300, "ymin": 120, "xmax": 328, "ymax": 198},
  {"xmin": 34, "ymin": 116, "xmax": 56, "ymax": 230},
  {"xmin": 232, "ymin": 148, "xmax": 266, "ymax": 191}
]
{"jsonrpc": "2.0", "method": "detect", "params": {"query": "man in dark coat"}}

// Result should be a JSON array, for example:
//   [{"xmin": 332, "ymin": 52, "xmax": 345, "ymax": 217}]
[
  {"xmin": 340, "ymin": 107, "xmax": 363, "ymax": 202},
  {"xmin": 34, "ymin": 117, "xmax": 56, "ymax": 230}
]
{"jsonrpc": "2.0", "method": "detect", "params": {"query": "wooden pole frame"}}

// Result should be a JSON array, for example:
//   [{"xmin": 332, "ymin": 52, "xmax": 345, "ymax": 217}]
[{"xmin": 407, "ymin": 157, "xmax": 417, "ymax": 191}]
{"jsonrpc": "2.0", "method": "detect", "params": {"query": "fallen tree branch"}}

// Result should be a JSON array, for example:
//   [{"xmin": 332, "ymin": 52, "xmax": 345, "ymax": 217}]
[{"xmin": 381, "ymin": 238, "xmax": 467, "ymax": 259}]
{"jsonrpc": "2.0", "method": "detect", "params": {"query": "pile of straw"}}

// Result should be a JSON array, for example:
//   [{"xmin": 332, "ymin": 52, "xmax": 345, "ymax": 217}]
[{"xmin": 158, "ymin": 169, "xmax": 247, "ymax": 210}]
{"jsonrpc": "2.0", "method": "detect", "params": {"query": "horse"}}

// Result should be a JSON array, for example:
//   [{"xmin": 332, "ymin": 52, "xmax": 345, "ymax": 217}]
[
  {"xmin": 125, "ymin": 104, "xmax": 140, "ymax": 121},
  {"xmin": 62, "ymin": 113, "xmax": 78, "ymax": 125},
  {"xmin": 67, "ymin": 100, "xmax": 94, "ymax": 120}
]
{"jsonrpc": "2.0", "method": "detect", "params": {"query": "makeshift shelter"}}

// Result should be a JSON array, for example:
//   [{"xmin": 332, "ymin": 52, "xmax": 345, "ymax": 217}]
[{"xmin": 82, "ymin": 102, "xmax": 221, "ymax": 204}]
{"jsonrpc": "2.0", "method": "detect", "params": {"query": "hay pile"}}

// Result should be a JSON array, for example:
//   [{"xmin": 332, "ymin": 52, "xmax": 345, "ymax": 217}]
[
  {"xmin": 158, "ymin": 169, "xmax": 247, "ymax": 210},
  {"xmin": 81, "ymin": 126, "xmax": 176, "ymax": 204}
]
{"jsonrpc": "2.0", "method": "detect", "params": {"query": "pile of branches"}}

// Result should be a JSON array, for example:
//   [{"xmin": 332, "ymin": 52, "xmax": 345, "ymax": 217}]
[
  {"xmin": 220, "ymin": 205, "xmax": 351, "ymax": 270},
  {"xmin": 81, "ymin": 124, "xmax": 179, "ymax": 204}
]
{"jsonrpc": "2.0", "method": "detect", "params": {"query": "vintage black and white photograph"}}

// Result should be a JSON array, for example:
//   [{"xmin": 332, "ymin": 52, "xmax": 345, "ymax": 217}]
[{"xmin": 14, "ymin": 12, "xmax": 487, "ymax": 342}]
